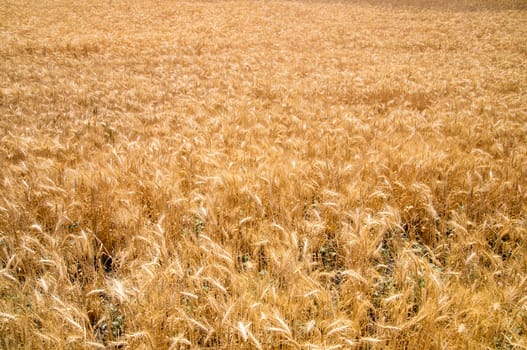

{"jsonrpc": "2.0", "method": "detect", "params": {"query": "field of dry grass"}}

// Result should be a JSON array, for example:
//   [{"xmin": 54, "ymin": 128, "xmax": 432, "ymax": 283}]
[{"xmin": 1, "ymin": 0, "xmax": 527, "ymax": 349}]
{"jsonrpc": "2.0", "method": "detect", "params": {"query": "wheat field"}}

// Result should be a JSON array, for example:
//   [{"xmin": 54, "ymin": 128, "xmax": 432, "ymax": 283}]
[{"xmin": 1, "ymin": 0, "xmax": 526, "ymax": 349}]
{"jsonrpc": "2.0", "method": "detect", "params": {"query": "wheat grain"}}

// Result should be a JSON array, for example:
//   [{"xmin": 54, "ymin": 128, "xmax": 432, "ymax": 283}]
[{"xmin": 0, "ymin": 0, "xmax": 526, "ymax": 348}]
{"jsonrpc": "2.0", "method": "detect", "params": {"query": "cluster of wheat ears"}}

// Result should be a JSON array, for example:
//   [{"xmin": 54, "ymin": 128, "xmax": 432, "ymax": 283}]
[{"xmin": 1, "ymin": 0, "xmax": 526, "ymax": 349}]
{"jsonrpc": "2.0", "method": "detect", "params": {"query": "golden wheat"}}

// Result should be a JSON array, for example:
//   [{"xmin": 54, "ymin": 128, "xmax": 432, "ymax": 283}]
[{"xmin": 1, "ymin": 0, "xmax": 526, "ymax": 349}]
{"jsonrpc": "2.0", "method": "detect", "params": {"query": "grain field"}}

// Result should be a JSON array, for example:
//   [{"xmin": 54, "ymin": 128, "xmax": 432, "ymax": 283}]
[{"xmin": 1, "ymin": 0, "xmax": 526, "ymax": 349}]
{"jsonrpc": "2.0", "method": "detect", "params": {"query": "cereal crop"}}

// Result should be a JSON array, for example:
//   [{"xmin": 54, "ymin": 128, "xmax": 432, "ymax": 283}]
[{"xmin": 1, "ymin": 0, "xmax": 526, "ymax": 348}]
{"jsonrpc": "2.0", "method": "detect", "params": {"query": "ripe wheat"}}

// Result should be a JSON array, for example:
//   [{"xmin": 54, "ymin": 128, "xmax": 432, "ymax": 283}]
[{"xmin": 1, "ymin": 0, "xmax": 526, "ymax": 349}]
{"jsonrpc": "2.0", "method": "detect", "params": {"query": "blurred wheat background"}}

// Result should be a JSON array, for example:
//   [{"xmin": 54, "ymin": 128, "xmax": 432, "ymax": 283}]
[{"xmin": 1, "ymin": 0, "xmax": 526, "ymax": 349}]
